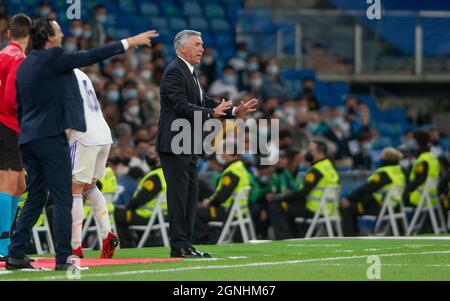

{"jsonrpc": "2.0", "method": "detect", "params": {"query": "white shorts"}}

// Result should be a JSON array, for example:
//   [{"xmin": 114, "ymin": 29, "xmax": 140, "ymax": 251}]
[{"xmin": 69, "ymin": 141, "xmax": 111, "ymax": 184}]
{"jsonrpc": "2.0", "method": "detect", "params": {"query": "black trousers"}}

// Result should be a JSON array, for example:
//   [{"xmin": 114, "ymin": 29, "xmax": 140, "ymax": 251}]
[
  {"xmin": 159, "ymin": 152, "xmax": 199, "ymax": 249},
  {"xmin": 194, "ymin": 205, "xmax": 227, "ymax": 244},
  {"xmin": 10, "ymin": 135, "xmax": 72, "ymax": 265},
  {"xmin": 339, "ymin": 194, "xmax": 381, "ymax": 236}
]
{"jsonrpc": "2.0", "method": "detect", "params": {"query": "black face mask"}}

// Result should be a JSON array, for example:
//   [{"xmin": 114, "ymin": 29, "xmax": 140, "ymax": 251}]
[
  {"xmin": 298, "ymin": 122, "xmax": 307, "ymax": 128},
  {"xmin": 305, "ymin": 152, "xmax": 313, "ymax": 163},
  {"xmin": 275, "ymin": 167, "xmax": 284, "ymax": 174},
  {"xmin": 145, "ymin": 155, "xmax": 158, "ymax": 169},
  {"xmin": 110, "ymin": 157, "xmax": 121, "ymax": 165},
  {"xmin": 122, "ymin": 158, "xmax": 131, "ymax": 165},
  {"xmin": 431, "ymin": 140, "xmax": 440, "ymax": 146},
  {"xmin": 347, "ymin": 107, "xmax": 356, "ymax": 115}
]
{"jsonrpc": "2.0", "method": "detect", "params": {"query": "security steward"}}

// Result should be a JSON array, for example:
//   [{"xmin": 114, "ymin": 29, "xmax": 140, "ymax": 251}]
[
  {"xmin": 268, "ymin": 140, "xmax": 340, "ymax": 240},
  {"xmin": 114, "ymin": 152, "xmax": 166, "ymax": 248},
  {"xmin": 404, "ymin": 130, "xmax": 440, "ymax": 208},
  {"xmin": 194, "ymin": 151, "xmax": 250, "ymax": 244},
  {"xmin": 340, "ymin": 147, "xmax": 406, "ymax": 236}
]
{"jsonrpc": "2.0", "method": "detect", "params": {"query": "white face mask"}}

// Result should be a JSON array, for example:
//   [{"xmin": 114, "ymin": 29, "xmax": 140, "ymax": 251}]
[
  {"xmin": 145, "ymin": 90, "xmax": 156, "ymax": 101},
  {"xmin": 128, "ymin": 106, "xmax": 140, "ymax": 116},
  {"xmin": 140, "ymin": 70, "xmax": 152, "ymax": 81}
]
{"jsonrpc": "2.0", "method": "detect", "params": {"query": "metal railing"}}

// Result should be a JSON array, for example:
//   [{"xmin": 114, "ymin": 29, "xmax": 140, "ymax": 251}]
[{"xmin": 237, "ymin": 9, "xmax": 450, "ymax": 79}]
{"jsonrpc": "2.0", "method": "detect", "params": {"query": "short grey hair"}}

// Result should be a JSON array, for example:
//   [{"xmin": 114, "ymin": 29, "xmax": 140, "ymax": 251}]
[{"xmin": 174, "ymin": 30, "xmax": 201, "ymax": 55}]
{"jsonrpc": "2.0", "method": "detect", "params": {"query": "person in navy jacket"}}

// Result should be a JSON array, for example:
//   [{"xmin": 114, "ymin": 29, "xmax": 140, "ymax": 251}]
[{"xmin": 6, "ymin": 17, "xmax": 158, "ymax": 271}]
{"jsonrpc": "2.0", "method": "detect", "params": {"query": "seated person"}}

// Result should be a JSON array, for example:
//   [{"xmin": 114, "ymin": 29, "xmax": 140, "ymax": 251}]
[
  {"xmin": 340, "ymin": 147, "xmax": 406, "ymax": 236},
  {"xmin": 267, "ymin": 140, "xmax": 340, "ymax": 240},
  {"xmin": 194, "ymin": 151, "xmax": 250, "ymax": 244}
]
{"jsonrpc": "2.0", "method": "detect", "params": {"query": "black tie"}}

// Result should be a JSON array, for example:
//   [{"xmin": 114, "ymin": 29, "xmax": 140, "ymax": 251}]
[{"xmin": 192, "ymin": 70, "xmax": 203, "ymax": 106}]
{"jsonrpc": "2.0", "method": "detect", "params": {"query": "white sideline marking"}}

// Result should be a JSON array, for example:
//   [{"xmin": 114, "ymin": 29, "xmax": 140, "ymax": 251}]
[
  {"xmin": 0, "ymin": 271, "xmax": 13, "ymax": 275},
  {"xmin": 294, "ymin": 236, "xmax": 450, "ymax": 241},
  {"xmin": 6, "ymin": 250, "xmax": 450, "ymax": 281},
  {"xmin": 228, "ymin": 256, "xmax": 248, "ymax": 259},
  {"xmin": 287, "ymin": 244, "xmax": 342, "ymax": 247},
  {"xmin": 333, "ymin": 250, "xmax": 355, "ymax": 253},
  {"xmin": 426, "ymin": 264, "xmax": 450, "ymax": 268}
]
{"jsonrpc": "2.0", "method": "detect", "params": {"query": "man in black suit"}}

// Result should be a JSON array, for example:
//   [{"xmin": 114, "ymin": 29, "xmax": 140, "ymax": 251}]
[
  {"xmin": 157, "ymin": 30, "xmax": 257, "ymax": 258},
  {"xmin": 6, "ymin": 17, "xmax": 158, "ymax": 270}
]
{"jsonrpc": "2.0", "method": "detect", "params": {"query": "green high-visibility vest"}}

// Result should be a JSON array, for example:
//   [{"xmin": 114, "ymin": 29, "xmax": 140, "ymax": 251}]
[
  {"xmin": 368, "ymin": 165, "xmax": 406, "ymax": 207},
  {"xmin": 305, "ymin": 159, "xmax": 340, "ymax": 215},
  {"xmin": 213, "ymin": 160, "xmax": 250, "ymax": 208},
  {"xmin": 134, "ymin": 167, "xmax": 167, "ymax": 218},
  {"xmin": 409, "ymin": 152, "xmax": 440, "ymax": 206}
]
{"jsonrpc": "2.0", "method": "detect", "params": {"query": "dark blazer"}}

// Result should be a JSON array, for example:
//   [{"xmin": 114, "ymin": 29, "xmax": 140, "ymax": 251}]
[
  {"xmin": 15, "ymin": 42, "xmax": 125, "ymax": 145},
  {"xmin": 157, "ymin": 56, "xmax": 232, "ymax": 154}
]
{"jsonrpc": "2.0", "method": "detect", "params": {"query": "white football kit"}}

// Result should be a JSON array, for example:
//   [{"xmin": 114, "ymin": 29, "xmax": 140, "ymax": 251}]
[{"xmin": 69, "ymin": 68, "xmax": 113, "ymax": 184}]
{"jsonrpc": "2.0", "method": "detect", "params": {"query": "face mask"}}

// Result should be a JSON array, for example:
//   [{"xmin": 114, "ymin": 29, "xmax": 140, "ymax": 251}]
[
  {"xmin": 106, "ymin": 90, "xmax": 120, "ymax": 103},
  {"xmin": 241, "ymin": 153, "xmax": 255, "ymax": 164},
  {"xmin": 123, "ymin": 89, "xmax": 138, "ymax": 100},
  {"xmin": 110, "ymin": 157, "xmax": 121, "ymax": 165},
  {"xmin": 140, "ymin": 70, "xmax": 152, "ymax": 81},
  {"xmin": 127, "ymin": 105, "xmax": 140, "ymax": 116},
  {"xmin": 259, "ymin": 175, "xmax": 270, "ymax": 184},
  {"xmin": 145, "ymin": 90, "xmax": 156, "ymax": 101},
  {"xmin": 431, "ymin": 140, "xmax": 440, "ymax": 146},
  {"xmin": 112, "ymin": 67, "xmax": 125, "ymax": 78},
  {"xmin": 71, "ymin": 27, "xmax": 83, "ymax": 37},
  {"xmin": 250, "ymin": 78, "xmax": 263, "ymax": 88},
  {"xmin": 286, "ymin": 107, "xmax": 296, "ymax": 117},
  {"xmin": 362, "ymin": 143, "xmax": 372, "ymax": 152},
  {"xmin": 96, "ymin": 15, "xmax": 107, "ymax": 24},
  {"xmin": 145, "ymin": 155, "xmax": 158, "ymax": 169},
  {"xmin": 267, "ymin": 64, "xmax": 279, "ymax": 76},
  {"xmin": 139, "ymin": 53, "xmax": 152, "ymax": 62},
  {"xmin": 64, "ymin": 43, "xmax": 77, "ymax": 52},
  {"xmin": 216, "ymin": 153, "xmax": 226, "ymax": 165},
  {"xmin": 237, "ymin": 51, "xmax": 247, "ymax": 59},
  {"xmin": 305, "ymin": 152, "xmax": 313, "ymax": 163},
  {"xmin": 332, "ymin": 117, "xmax": 344, "ymax": 128},
  {"xmin": 121, "ymin": 158, "xmax": 131, "ymax": 165},
  {"xmin": 202, "ymin": 55, "xmax": 214, "ymax": 65},
  {"xmin": 299, "ymin": 106, "xmax": 308, "ymax": 114},
  {"xmin": 303, "ymin": 86, "xmax": 313, "ymax": 94},
  {"xmin": 307, "ymin": 123, "xmax": 319, "ymax": 133},
  {"xmin": 39, "ymin": 7, "xmax": 51, "ymax": 17},
  {"xmin": 223, "ymin": 74, "xmax": 236, "ymax": 86},
  {"xmin": 83, "ymin": 31, "xmax": 92, "ymax": 39},
  {"xmin": 405, "ymin": 139, "xmax": 415, "ymax": 150},
  {"xmin": 247, "ymin": 62, "xmax": 259, "ymax": 72}
]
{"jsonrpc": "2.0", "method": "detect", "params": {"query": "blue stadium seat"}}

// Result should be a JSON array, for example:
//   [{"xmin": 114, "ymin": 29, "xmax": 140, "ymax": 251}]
[
  {"xmin": 183, "ymin": 1, "xmax": 202, "ymax": 17},
  {"xmin": 210, "ymin": 19, "xmax": 231, "ymax": 33},
  {"xmin": 215, "ymin": 34, "xmax": 234, "ymax": 47},
  {"xmin": 169, "ymin": 17, "xmax": 188, "ymax": 32},
  {"xmin": 205, "ymin": 4, "xmax": 226, "ymax": 18},
  {"xmin": 201, "ymin": 32, "xmax": 215, "ymax": 48},
  {"xmin": 188, "ymin": 17, "xmax": 209, "ymax": 32},
  {"xmin": 139, "ymin": 3, "xmax": 160, "ymax": 16},
  {"xmin": 161, "ymin": 2, "xmax": 182, "ymax": 17},
  {"xmin": 149, "ymin": 17, "xmax": 168, "ymax": 29}
]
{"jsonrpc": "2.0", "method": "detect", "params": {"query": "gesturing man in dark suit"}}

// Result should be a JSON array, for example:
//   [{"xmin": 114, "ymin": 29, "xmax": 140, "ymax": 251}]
[
  {"xmin": 7, "ymin": 17, "xmax": 158, "ymax": 270},
  {"xmin": 157, "ymin": 30, "xmax": 257, "ymax": 258}
]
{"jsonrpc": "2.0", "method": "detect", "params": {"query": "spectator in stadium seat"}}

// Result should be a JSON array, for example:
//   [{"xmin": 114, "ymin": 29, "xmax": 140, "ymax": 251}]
[
  {"xmin": 429, "ymin": 128, "xmax": 444, "ymax": 158},
  {"xmin": 209, "ymin": 65, "xmax": 240, "ymax": 101},
  {"xmin": 340, "ymin": 147, "xmax": 406, "ymax": 236},
  {"xmin": 299, "ymin": 78, "xmax": 320, "ymax": 111},
  {"xmin": 247, "ymin": 71, "xmax": 264, "ymax": 99},
  {"xmin": 114, "ymin": 166, "xmax": 144, "ymax": 207},
  {"xmin": 200, "ymin": 47, "xmax": 217, "ymax": 90},
  {"xmin": 90, "ymin": 4, "xmax": 107, "ymax": 48},
  {"xmin": 0, "ymin": 14, "xmax": 10, "ymax": 49},
  {"xmin": 261, "ymin": 59, "xmax": 290, "ymax": 102}
]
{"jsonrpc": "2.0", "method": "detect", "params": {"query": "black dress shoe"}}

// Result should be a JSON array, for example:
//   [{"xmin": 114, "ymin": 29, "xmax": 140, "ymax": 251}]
[
  {"xmin": 5, "ymin": 257, "xmax": 37, "ymax": 270},
  {"xmin": 170, "ymin": 247, "xmax": 198, "ymax": 258},
  {"xmin": 189, "ymin": 247, "xmax": 212, "ymax": 258},
  {"xmin": 55, "ymin": 263, "xmax": 75, "ymax": 271}
]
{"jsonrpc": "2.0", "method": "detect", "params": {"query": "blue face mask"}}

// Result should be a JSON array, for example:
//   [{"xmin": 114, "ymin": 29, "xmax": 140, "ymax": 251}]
[
  {"xmin": 123, "ymin": 89, "xmax": 138, "ymax": 100},
  {"xmin": 112, "ymin": 68, "xmax": 125, "ymax": 78},
  {"xmin": 307, "ymin": 122, "xmax": 319, "ymax": 133},
  {"xmin": 96, "ymin": 15, "xmax": 107, "ymax": 24},
  {"xmin": 237, "ymin": 51, "xmax": 247, "ymax": 59},
  {"xmin": 362, "ymin": 142, "xmax": 372, "ymax": 152},
  {"xmin": 241, "ymin": 153, "xmax": 255, "ymax": 164},
  {"xmin": 107, "ymin": 91, "xmax": 120, "ymax": 103},
  {"xmin": 223, "ymin": 74, "xmax": 236, "ymax": 86},
  {"xmin": 39, "ymin": 7, "xmax": 51, "ymax": 17},
  {"xmin": 83, "ymin": 31, "xmax": 92, "ymax": 39},
  {"xmin": 332, "ymin": 117, "xmax": 344, "ymax": 128},
  {"xmin": 64, "ymin": 43, "xmax": 77, "ymax": 52},
  {"xmin": 247, "ymin": 62, "xmax": 259, "ymax": 72}
]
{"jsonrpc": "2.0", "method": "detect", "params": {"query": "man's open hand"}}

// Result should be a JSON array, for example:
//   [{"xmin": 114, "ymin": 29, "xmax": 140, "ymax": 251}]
[
  {"xmin": 213, "ymin": 98, "xmax": 233, "ymax": 118},
  {"xmin": 235, "ymin": 98, "xmax": 258, "ymax": 118}
]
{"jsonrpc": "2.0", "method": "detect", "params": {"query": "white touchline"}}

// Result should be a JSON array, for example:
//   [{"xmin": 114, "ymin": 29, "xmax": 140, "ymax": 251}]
[{"xmin": 5, "ymin": 249, "xmax": 450, "ymax": 281}]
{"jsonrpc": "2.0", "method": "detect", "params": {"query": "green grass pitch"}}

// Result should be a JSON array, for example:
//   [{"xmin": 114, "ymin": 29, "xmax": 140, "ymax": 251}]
[{"xmin": 1, "ymin": 238, "xmax": 450, "ymax": 281}]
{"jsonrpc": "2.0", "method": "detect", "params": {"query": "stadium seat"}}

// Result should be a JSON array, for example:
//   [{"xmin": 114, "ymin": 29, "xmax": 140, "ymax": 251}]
[
  {"xmin": 406, "ymin": 178, "xmax": 448, "ymax": 235},
  {"xmin": 208, "ymin": 187, "xmax": 256, "ymax": 244},
  {"xmin": 188, "ymin": 17, "xmax": 209, "ymax": 32},
  {"xmin": 129, "ymin": 192, "xmax": 170, "ymax": 248},
  {"xmin": 140, "ymin": 3, "xmax": 160, "ymax": 16},
  {"xmin": 149, "ymin": 17, "xmax": 168, "ymax": 30},
  {"xmin": 183, "ymin": 1, "xmax": 202, "ymax": 17},
  {"xmin": 160, "ymin": 2, "xmax": 182, "ymax": 17},
  {"xmin": 168, "ymin": 17, "xmax": 188, "ymax": 32},
  {"xmin": 210, "ymin": 19, "xmax": 231, "ymax": 33},
  {"xmin": 367, "ymin": 185, "xmax": 408, "ymax": 236},
  {"xmin": 32, "ymin": 209, "xmax": 55, "ymax": 255},
  {"xmin": 295, "ymin": 186, "xmax": 343, "ymax": 238},
  {"xmin": 205, "ymin": 4, "xmax": 226, "ymax": 18}
]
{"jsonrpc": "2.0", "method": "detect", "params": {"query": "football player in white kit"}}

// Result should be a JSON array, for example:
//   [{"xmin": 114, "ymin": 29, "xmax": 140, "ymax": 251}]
[{"xmin": 69, "ymin": 68, "xmax": 119, "ymax": 258}]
